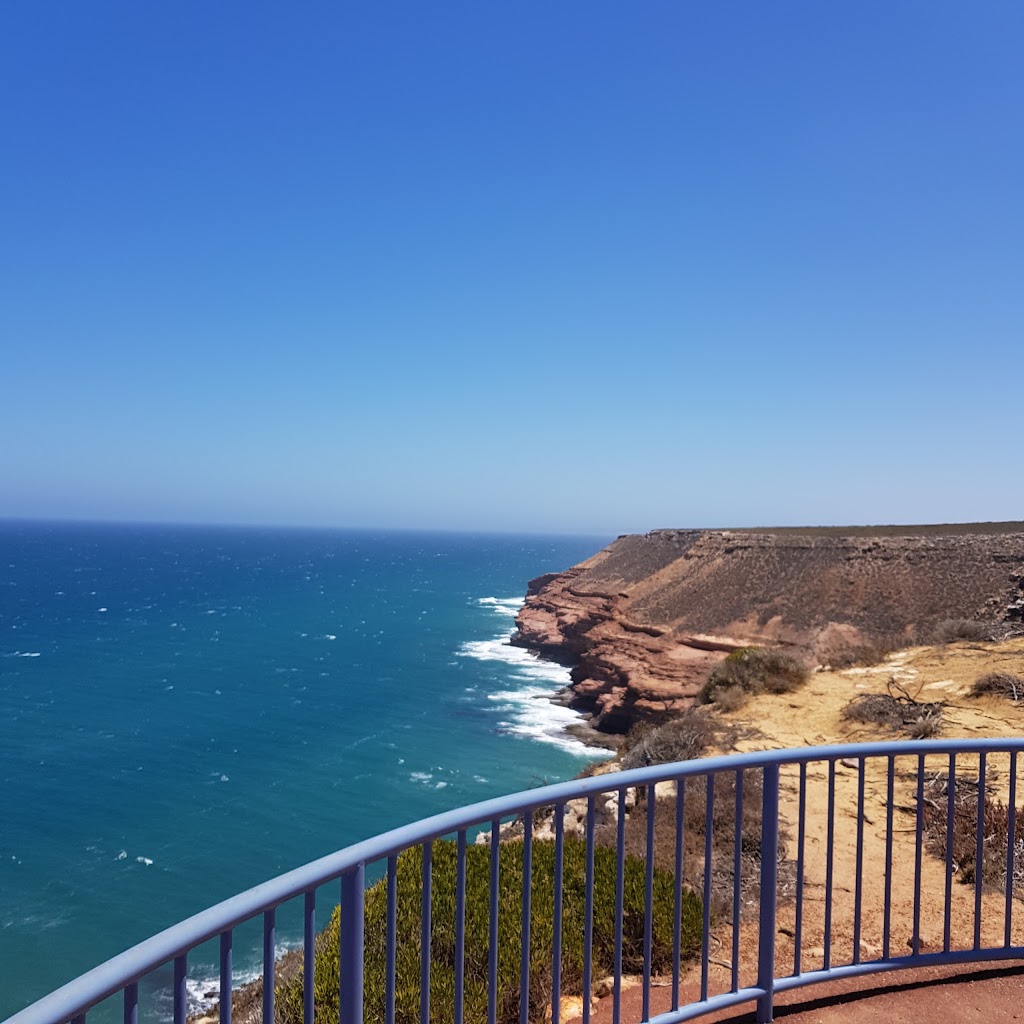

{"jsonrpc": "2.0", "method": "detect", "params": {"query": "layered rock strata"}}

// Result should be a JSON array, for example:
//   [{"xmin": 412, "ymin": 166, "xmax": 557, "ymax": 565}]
[{"xmin": 513, "ymin": 524, "xmax": 1024, "ymax": 734}]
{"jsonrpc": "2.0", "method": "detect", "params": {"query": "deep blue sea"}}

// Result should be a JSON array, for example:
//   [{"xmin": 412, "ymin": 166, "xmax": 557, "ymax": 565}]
[{"xmin": 0, "ymin": 522, "xmax": 609, "ymax": 1020}]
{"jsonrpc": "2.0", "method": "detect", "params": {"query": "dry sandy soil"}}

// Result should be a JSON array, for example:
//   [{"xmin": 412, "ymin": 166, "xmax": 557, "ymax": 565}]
[{"xmin": 569, "ymin": 636, "xmax": 1024, "ymax": 1023}]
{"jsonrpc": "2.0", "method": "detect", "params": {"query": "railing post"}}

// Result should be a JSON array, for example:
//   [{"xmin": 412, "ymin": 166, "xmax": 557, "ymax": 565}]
[
  {"xmin": 340, "ymin": 863, "xmax": 366, "ymax": 1024},
  {"xmin": 756, "ymin": 764, "xmax": 780, "ymax": 1023}
]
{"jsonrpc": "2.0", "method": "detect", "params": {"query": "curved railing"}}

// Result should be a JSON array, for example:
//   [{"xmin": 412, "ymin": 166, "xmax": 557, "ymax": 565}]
[{"xmin": 5, "ymin": 739, "xmax": 1024, "ymax": 1024}]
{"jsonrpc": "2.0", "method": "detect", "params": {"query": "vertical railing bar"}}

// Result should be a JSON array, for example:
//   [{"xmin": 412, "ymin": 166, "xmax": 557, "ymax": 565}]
[
  {"xmin": 755, "ymin": 764, "xmax": 780, "ymax": 1024},
  {"xmin": 520, "ymin": 811, "xmax": 533, "ymax": 1024},
  {"xmin": 455, "ymin": 832, "xmax": 467, "ymax": 1024},
  {"xmin": 975, "ymin": 753, "xmax": 987, "ymax": 950},
  {"xmin": 672, "ymin": 778, "xmax": 685, "ymax": 1011},
  {"xmin": 220, "ymin": 929, "xmax": 233, "ymax": 1024},
  {"xmin": 1006, "ymin": 752, "xmax": 1018, "ymax": 949},
  {"xmin": 552, "ymin": 805, "xmax": 565, "ymax": 1024},
  {"xmin": 421, "ymin": 841, "xmax": 433, "ymax": 1024},
  {"xmin": 853, "ymin": 756, "xmax": 865, "ymax": 965},
  {"xmin": 174, "ymin": 954, "xmax": 187, "ymax": 1024},
  {"xmin": 613, "ymin": 788, "xmax": 626, "ymax": 1024},
  {"xmin": 824, "ymin": 760, "xmax": 835, "ymax": 970},
  {"xmin": 794, "ymin": 762, "xmax": 806, "ymax": 976},
  {"xmin": 124, "ymin": 983, "xmax": 138, "ymax": 1024},
  {"xmin": 634, "ymin": 782, "xmax": 651, "ymax": 1015},
  {"xmin": 261, "ymin": 913, "xmax": 274, "ymax": 1024},
  {"xmin": 701, "ymin": 773, "xmax": 714, "ymax": 1002},
  {"xmin": 341, "ymin": 865, "xmax": 366, "ymax": 1024},
  {"xmin": 583, "ymin": 797, "xmax": 596, "ymax": 1024},
  {"xmin": 731, "ymin": 770, "xmax": 743, "ymax": 993},
  {"xmin": 302, "ymin": 891, "xmax": 314, "ymax": 1024},
  {"xmin": 386, "ymin": 855, "xmax": 398, "ymax": 1024},
  {"xmin": 489, "ymin": 820, "xmax": 501, "ymax": 1024},
  {"xmin": 944, "ymin": 754, "xmax": 956, "ymax": 953},
  {"xmin": 883, "ymin": 755, "xmax": 895, "ymax": 959},
  {"xmin": 643, "ymin": 783, "xmax": 656, "ymax": 1021},
  {"xmin": 912, "ymin": 753, "xmax": 924, "ymax": 956}
]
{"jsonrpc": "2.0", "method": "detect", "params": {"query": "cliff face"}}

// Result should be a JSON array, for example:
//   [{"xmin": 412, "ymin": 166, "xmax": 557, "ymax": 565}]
[{"xmin": 513, "ymin": 524, "xmax": 1024, "ymax": 734}]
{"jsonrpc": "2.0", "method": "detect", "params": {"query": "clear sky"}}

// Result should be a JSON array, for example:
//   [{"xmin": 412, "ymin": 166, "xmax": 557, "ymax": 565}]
[{"xmin": 1, "ymin": 2, "xmax": 1021, "ymax": 535}]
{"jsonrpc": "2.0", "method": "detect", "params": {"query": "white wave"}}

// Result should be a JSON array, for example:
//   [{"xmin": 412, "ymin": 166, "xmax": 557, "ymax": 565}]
[
  {"xmin": 136, "ymin": 856, "xmax": 153, "ymax": 866},
  {"xmin": 457, "ymin": 630, "xmax": 599, "ymax": 757},
  {"xmin": 8, "ymin": 651, "xmax": 41, "ymax": 658},
  {"xmin": 182, "ymin": 942, "xmax": 295, "ymax": 1014},
  {"xmin": 486, "ymin": 685, "xmax": 597, "ymax": 755},
  {"xmin": 477, "ymin": 596, "xmax": 524, "ymax": 616},
  {"xmin": 98, "ymin": 607, "xmax": 108, "ymax": 613},
  {"xmin": 458, "ymin": 637, "xmax": 570, "ymax": 685},
  {"xmin": 410, "ymin": 771, "xmax": 433, "ymax": 783},
  {"xmin": 116, "ymin": 850, "xmax": 127, "ymax": 861}
]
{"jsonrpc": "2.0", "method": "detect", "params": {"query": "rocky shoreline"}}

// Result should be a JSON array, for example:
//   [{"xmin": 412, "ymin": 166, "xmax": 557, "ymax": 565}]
[{"xmin": 512, "ymin": 524, "xmax": 1024, "ymax": 735}]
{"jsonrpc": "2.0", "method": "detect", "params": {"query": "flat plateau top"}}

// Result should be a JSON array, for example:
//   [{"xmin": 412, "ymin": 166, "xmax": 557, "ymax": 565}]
[{"xmin": 662, "ymin": 522, "xmax": 1024, "ymax": 539}]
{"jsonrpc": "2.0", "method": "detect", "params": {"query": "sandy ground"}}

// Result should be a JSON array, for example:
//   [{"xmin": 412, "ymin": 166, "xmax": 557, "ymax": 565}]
[{"xmin": 570, "ymin": 637, "xmax": 1024, "ymax": 1022}]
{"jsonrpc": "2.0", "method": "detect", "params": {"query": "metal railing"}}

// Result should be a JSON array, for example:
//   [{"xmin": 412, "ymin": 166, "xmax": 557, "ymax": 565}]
[{"xmin": 6, "ymin": 739, "xmax": 1024, "ymax": 1024}]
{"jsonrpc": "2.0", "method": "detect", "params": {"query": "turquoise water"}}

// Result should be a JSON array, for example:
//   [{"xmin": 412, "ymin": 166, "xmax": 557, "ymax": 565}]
[{"xmin": 0, "ymin": 523, "xmax": 608, "ymax": 1019}]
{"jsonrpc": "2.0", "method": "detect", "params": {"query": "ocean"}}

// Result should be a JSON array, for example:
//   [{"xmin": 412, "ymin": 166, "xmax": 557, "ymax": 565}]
[{"xmin": 0, "ymin": 522, "xmax": 608, "ymax": 1020}]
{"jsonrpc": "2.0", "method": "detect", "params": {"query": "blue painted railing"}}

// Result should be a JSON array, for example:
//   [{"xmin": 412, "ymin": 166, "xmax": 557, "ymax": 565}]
[{"xmin": 5, "ymin": 739, "xmax": 1024, "ymax": 1024}]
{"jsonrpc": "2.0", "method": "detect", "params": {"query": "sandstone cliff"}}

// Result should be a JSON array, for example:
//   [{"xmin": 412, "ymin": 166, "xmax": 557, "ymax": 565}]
[{"xmin": 512, "ymin": 524, "xmax": 1024, "ymax": 734}]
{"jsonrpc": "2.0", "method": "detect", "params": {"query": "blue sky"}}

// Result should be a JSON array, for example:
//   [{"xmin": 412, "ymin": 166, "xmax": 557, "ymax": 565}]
[{"xmin": 2, "ymin": 2, "xmax": 1021, "ymax": 535}]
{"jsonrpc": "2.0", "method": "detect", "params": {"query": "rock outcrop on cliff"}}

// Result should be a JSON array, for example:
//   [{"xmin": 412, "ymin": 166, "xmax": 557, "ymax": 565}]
[{"xmin": 513, "ymin": 524, "xmax": 1024, "ymax": 734}]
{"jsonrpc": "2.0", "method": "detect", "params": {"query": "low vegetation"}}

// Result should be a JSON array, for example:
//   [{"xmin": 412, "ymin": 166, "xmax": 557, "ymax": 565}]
[
  {"xmin": 618, "ymin": 710, "xmax": 718, "ymax": 770},
  {"xmin": 699, "ymin": 647, "xmax": 810, "ymax": 710},
  {"xmin": 969, "ymin": 672, "xmax": 1024, "ymax": 702},
  {"xmin": 275, "ymin": 838, "xmax": 702, "ymax": 1024},
  {"xmin": 603, "ymin": 769, "xmax": 790, "ymax": 921},
  {"xmin": 934, "ymin": 619, "xmax": 1024, "ymax": 644},
  {"xmin": 841, "ymin": 679, "xmax": 944, "ymax": 739},
  {"xmin": 921, "ymin": 771, "xmax": 1024, "ymax": 893},
  {"xmin": 820, "ymin": 631, "xmax": 911, "ymax": 669}
]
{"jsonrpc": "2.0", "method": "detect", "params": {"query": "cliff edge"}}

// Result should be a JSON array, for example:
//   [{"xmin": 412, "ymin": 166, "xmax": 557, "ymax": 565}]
[{"xmin": 512, "ymin": 524, "xmax": 1024, "ymax": 734}]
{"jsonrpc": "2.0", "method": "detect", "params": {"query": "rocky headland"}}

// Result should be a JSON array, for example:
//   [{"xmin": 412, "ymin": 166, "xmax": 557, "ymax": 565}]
[{"xmin": 512, "ymin": 524, "xmax": 1024, "ymax": 734}]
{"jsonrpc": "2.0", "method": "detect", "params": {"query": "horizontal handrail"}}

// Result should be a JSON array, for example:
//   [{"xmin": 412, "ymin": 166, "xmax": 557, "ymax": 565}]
[{"xmin": 7, "ymin": 737, "xmax": 1024, "ymax": 1024}]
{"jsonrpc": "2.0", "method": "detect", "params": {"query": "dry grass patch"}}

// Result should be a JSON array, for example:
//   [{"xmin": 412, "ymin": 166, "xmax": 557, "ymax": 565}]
[
  {"xmin": 920, "ymin": 771, "xmax": 1024, "ymax": 893},
  {"xmin": 841, "ymin": 679, "xmax": 945, "ymax": 739},
  {"xmin": 934, "ymin": 620, "xmax": 1024, "ymax": 644},
  {"xmin": 969, "ymin": 672, "xmax": 1024, "ymax": 702}
]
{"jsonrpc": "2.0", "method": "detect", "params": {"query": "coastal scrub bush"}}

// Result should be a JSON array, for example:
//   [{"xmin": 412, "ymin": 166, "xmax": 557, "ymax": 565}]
[
  {"xmin": 618, "ymin": 711, "xmax": 715, "ymax": 770},
  {"xmin": 698, "ymin": 648, "xmax": 810, "ymax": 709},
  {"xmin": 841, "ymin": 679, "xmax": 944, "ymax": 738},
  {"xmin": 969, "ymin": 672, "xmax": 1024, "ymax": 701},
  {"xmin": 933, "ymin": 618, "xmax": 1011, "ymax": 643},
  {"xmin": 607, "ymin": 770, "xmax": 789, "ymax": 922},
  {"xmin": 275, "ymin": 837, "xmax": 701, "ymax": 1024},
  {"xmin": 921, "ymin": 772, "xmax": 1024, "ymax": 892}
]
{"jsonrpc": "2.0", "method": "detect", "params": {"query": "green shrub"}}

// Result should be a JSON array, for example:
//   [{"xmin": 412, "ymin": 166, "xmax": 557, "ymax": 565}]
[
  {"xmin": 275, "ymin": 837, "xmax": 702, "ymax": 1024},
  {"xmin": 699, "ymin": 647, "xmax": 810, "ymax": 708}
]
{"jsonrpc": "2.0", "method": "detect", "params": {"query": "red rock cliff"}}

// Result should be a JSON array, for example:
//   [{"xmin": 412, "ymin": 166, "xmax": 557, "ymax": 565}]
[{"xmin": 512, "ymin": 524, "xmax": 1024, "ymax": 734}]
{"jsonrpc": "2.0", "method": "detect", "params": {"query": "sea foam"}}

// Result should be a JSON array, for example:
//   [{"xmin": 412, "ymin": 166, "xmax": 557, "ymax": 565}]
[{"xmin": 458, "ymin": 600, "xmax": 598, "ymax": 757}]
